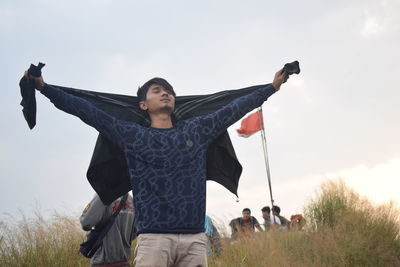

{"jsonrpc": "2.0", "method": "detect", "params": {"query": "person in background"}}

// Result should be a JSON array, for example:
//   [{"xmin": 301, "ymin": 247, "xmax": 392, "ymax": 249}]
[
  {"xmin": 272, "ymin": 205, "xmax": 290, "ymax": 230},
  {"xmin": 261, "ymin": 206, "xmax": 281, "ymax": 230},
  {"xmin": 229, "ymin": 208, "xmax": 263, "ymax": 239},
  {"xmin": 204, "ymin": 215, "xmax": 222, "ymax": 257},
  {"xmin": 290, "ymin": 214, "xmax": 306, "ymax": 230},
  {"xmin": 80, "ymin": 194, "xmax": 135, "ymax": 267}
]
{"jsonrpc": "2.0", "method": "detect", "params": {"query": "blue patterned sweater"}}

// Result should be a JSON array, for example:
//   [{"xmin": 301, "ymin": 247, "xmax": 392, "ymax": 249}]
[{"xmin": 41, "ymin": 83, "xmax": 276, "ymax": 234}]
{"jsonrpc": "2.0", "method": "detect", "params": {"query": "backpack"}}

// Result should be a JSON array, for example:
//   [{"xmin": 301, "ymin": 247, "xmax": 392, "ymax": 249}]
[{"xmin": 79, "ymin": 194, "xmax": 128, "ymax": 258}]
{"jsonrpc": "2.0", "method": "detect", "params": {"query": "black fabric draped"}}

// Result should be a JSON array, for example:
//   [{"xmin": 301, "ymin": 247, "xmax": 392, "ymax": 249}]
[{"xmin": 20, "ymin": 69, "xmax": 267, "ymax": 205}]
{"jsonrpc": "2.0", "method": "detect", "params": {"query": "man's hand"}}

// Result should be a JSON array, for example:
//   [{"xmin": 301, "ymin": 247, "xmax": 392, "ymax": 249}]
[
  {"xmin": 272, "ymin": 68, "xmax": 289, "ymax": 91},
  {"xmin": 24, "ymin": 71, "xmax": 45, "ymax": 90}
]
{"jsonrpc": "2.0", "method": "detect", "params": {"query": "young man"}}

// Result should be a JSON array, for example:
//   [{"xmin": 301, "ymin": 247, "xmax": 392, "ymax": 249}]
[
  {"xmin": 261, "ymin": 206, "xmax": 281, "ymax": 230},
  {"xmin": 229, "ymin": 208, "xmax": 263, "ymax": 239},
  {"xmin": 272, "ymin": 205, "xmax": 291, "ymax": 229},
  {"xmin": 80, "ymin": 194, "xmax": 135, "ymax": 267},
  {"xmin": 25, "ymin": 67, "xmax": 288, "ymax": 267}
]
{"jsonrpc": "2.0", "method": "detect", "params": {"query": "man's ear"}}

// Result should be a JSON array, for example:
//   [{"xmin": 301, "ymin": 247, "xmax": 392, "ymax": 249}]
[{"xmin": 139, "ymin": 101, "xmax": 148, "ymax": 111}]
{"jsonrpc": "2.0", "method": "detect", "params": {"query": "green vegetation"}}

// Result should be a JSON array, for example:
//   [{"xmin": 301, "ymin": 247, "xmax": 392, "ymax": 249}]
[{"xmin": 1, "ymin": 180, "xmax": 399, "ymax": 266}]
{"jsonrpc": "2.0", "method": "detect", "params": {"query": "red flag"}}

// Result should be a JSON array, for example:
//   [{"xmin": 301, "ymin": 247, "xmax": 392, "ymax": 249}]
[{"xmin": 236, "ymin": 110, "xmax": 263, "ymax": 137}]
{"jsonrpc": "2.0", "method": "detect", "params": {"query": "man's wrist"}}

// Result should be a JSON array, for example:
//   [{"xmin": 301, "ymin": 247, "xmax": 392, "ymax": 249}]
[
  {"xmin": 271, "ymin": 82, "xmax": 280, "ymax": 92},
  {"xmin": 36, "ymin": 81, "xmax": 45, "ymax": 91}
]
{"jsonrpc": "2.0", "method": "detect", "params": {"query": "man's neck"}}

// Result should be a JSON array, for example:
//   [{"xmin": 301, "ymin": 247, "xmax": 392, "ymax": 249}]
[{"xmin": 149, "ymin": 113, "xmax": 173, "ymax": 128}]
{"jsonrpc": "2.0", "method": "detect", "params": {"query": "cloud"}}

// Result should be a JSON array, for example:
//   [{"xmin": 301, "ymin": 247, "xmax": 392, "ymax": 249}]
[
  {"xmin": 288, "ymin": 76, "xmax": 313, "ymax": 104},
  {"xmin": 0, "ymin": 5, "xmax": 15, "ymax": 31},
  {"xmin": 322, "ymin": 157, "xmax": 400, "ymax": 205},
  {"xmin": 362, "ymin": 13, "xmax": 383, "ymax": 37},
  {"xmin": 361, "ymin": 0, "xmax": 400, "ymax": 37},
  {"xmin": 274, "ymin": 156, "xmax": 400, "ymax": 213}
]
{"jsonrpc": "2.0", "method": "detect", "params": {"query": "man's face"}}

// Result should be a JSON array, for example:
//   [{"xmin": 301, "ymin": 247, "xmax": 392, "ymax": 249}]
[
  {"xmin": 140, "ymin": 84, "xmax": 175, "ymax": 114},
  {"xmin": 242, "ymin": 211, "xmax": 251, "ymax": 220},
  {"xmin": 262, "ymin": 211, "xmax": 270, "ymax": 219}
]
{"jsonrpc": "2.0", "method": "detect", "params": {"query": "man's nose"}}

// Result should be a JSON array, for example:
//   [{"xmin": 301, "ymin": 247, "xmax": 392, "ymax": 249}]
[{"xmin": 161, "ymin": 90, "xmax": 170, "ymax": 97}]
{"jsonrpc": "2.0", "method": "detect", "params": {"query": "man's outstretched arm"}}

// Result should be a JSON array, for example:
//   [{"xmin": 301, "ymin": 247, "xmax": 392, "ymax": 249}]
[
  {"xmin": 197, "ymin": 68, "xmax": 288, "ymax": 140},
  {"xmin": 24, "ymin": 71, "xmax": 137, "ymax": 148},
  {"xmin": 254, "ymin": 218, "xmax": 264, "ymax": 232}
]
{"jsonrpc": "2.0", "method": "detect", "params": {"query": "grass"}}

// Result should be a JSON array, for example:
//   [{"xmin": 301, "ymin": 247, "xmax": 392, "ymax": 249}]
[
  {"xmin": 209, "ymin": 180, "xmax": 400, "ymax": 267},
  {"xmin": 1, "ymin": 179, "xmax": 400, "ymax": 266},
  {"xmin": 0, "ymin": 211, "xmax": 89, "ymax": 267}
]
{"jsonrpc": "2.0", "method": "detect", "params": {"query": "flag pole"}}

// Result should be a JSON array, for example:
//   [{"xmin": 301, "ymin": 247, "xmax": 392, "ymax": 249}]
[{"xmin": 258, "ymin": 106, "xmax": 276, "ymax": 223}]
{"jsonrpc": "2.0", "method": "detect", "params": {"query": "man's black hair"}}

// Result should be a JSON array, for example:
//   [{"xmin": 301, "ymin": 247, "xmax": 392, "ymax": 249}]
[
  {"xmin": 242, "ymin": 208, "xmax": 251, "ymax": 213},
  {"xmin": 137, "ymin": 77, "xmax": 175, "ymax": 101},
  {"xmin": 272, "ymin": 205, "xmax": 281, "ymax": 214},
  {"xmin": 261, "ymin": 206, "xmax": 270, "ymax": 213}
]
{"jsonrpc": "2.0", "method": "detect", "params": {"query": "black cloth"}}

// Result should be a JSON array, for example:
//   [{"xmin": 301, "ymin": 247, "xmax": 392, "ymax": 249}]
[
  {"xmin": 19, "ymin": 63, "xmax": 45, "ymax": 129},
  {"xmin": 20, "ymin": 73, "xmax": 268, "ymax": 205},
  {"xmin": 283, "ymin": 61, "xmax": 300, "ymax": 75}
]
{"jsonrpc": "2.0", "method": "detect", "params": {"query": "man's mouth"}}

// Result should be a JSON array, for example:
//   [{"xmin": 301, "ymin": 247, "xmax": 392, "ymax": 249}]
[{"xmin": 161, "ymin": 98, "xmax": 170, "ymax": 102}]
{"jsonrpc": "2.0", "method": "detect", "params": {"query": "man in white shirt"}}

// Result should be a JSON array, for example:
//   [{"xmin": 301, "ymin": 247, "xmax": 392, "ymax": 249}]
[{"xmin": 261, "ymin": 206, "xmax": 281, "ymax": 230}]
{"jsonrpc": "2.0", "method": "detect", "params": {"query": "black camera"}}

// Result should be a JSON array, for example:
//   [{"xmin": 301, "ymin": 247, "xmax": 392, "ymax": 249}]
[{"xmin": 282, "ymin": 61, "xmax": 300, "ymax": 75}]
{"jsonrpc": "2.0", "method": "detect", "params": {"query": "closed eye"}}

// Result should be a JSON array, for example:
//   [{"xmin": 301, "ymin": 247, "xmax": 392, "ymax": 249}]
[{"xmin": 151, "ymin": 87, "xmax": 161, "ymax": 93}]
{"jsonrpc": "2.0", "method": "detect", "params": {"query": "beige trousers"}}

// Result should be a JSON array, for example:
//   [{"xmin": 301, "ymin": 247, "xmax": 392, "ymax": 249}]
[{"xmin": 133, "ymin": 233, "xmax": 208, "ymax": 267}]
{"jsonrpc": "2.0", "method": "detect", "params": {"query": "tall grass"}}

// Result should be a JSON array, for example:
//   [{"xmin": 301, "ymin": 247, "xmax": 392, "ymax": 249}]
[
  {"xmin": 209, "ymin": 180, "xmax": 400, "ymax": 267},
  {"xmin": 302, "ymin": 180, "xmax": 400, "ymax": 266},
  {"xmin": 1, "ymin": 180, "xmax": 399, "ymax": 266},
  {"xmin": 0, "ymin": 211, "xmax": 89, "ymax": 267}
]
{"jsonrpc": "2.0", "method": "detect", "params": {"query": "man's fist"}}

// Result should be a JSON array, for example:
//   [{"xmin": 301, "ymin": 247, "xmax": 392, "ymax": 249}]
[
  {"xmin": 272, "ymin": 68, "xmax": 289, "ymax": 91},
  {"xmin": 24, "ymin": 71, "xmax": 45, "ymax": 90}
]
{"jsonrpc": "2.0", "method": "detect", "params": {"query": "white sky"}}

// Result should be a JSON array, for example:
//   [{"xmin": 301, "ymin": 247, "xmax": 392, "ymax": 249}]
[{"xmin": 1, "ymin": 0, "xmax": 399, "ymax": 227}]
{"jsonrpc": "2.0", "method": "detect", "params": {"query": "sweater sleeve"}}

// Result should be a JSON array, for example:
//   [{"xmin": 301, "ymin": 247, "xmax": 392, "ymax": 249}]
[
  {"xmin": 40, "ymin": 84, "xmax": 139, "ymax": 149},
  {"xmin": 196, "ymin": 84, "xmax": 276, "ymax": 140}
]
